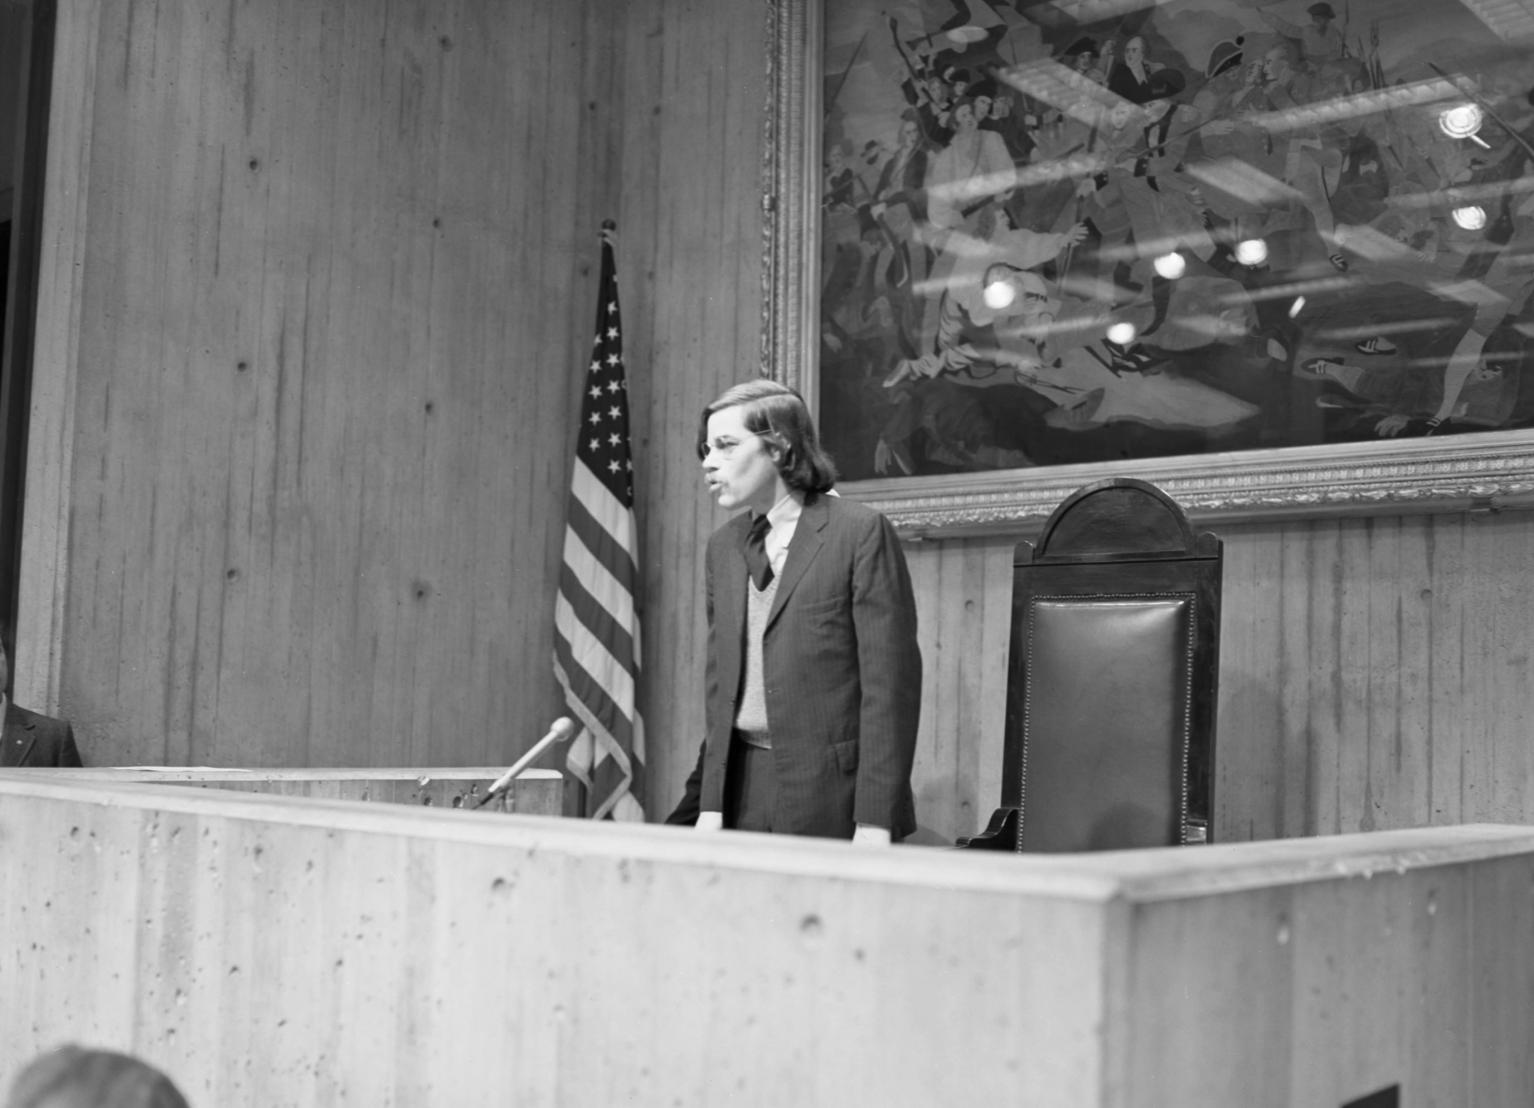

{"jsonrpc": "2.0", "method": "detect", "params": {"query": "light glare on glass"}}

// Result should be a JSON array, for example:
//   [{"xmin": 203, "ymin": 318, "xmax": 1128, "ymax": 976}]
[
  {"xmin": 1452, "ymin": 205, "xmax": 1487, "ymax": 230},
  {"xmin": 1439, "ymin": 103, "xmax": 1483, "ymax": 138},
  {"xmin": 982, "ymin": 278, "xmax": 1017, "ymax": 310},
  {"xmin": 1153, "ymin": 252, "xmax": 1187, "ymax": 279},
  {"xmin": 1234, "ymin": 239, "xmax": 1269, "ymax": 266},
  {"xmin": 1105, "ymin": 321, "xmax": 1137, "ymax": 346}
]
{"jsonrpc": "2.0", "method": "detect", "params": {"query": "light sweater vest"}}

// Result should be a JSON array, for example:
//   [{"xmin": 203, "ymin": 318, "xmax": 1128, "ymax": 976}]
[{"xmin": 732, "ymin": 574, "xmax": 779, "ymax": 745}]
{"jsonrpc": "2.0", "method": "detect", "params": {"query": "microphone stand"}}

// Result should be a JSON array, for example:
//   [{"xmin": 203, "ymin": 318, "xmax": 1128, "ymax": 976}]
[{"xmin": 474, "ymin": 718, "xmax": 578, "ymax": 810}]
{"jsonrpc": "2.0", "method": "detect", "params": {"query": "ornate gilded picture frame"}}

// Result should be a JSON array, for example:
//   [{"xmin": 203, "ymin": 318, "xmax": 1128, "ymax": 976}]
[{"xmin": 763, "ymin": 0, "xmax": 1534, "ymax": 535}]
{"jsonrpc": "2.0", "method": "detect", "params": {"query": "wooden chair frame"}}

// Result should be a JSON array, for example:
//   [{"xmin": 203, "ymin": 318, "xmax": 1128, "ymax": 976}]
[{"xmin": 961, "ymin": 478, "xmax": 1221, "ymax": 852}]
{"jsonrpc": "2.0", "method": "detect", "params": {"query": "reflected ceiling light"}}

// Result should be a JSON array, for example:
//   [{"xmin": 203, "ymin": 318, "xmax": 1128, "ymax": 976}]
[
  {"xmin": 1289, "ymin": 296, "xmax": 1306, "ymax": 319},
  {"xmin": 1241, "ymin": 77, "xmax": 1459, "ymax": 135},
  {"xmin": 1105, "ymin": 321, "xmax": 1138, "ymax": 346},
  {"xmin": 1456, "ymin": 0, "xmax": 1534, "ymax": 41},
  {"xmin": 1152, "ymin": 251, "xmax": 1187, "ymax": 279},
  {"xmin": 1439, "ymin": 102, "xmax": 1485, "ymax": 138},
  {"xmin": 1234, "ymin": 238, "xmax": 1269, "ymax": 266},
  {"xmin": 1452, "ymin": 204, "xmax": 1488, "ymax": 230},
  {"xmin": 982, "ymin": 276, "xmax": 1017, "ymax": 310}
]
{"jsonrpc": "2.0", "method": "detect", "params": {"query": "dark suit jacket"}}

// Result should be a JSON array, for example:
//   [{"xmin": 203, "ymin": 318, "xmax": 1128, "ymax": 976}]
[
  {"xmin": 1, "ymin": 702, "xmax": 84, "ymax": 767},
  {"xmin": 668, "ymin": 493, "xmax": 922, "ymax": 838}
]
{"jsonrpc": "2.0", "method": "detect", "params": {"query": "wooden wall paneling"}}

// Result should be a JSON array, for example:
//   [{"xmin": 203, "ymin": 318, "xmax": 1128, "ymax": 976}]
[
  {"xmin": 418, "ymin": 0, "xmax": 586, "ymax": 769},
  {"xmin": 239, "ymin": 8, "xmax": 346, "ymax": 770},
  {"xmin": 1274, "ymin": 522, "xmax": 1324, "ymax": 839},
  {"xmin": 1468, "ymin": 513, "xmax": 1534, "ymax": 822},
  {"xmin": 26, "ymin": 0, "xmax": 612, "ymax": 771},
  {"xmin": 1216, "ymin": 521, "xmax": 1287, "ymax": 842},
  {"xmin": 614, "ymin": 0, "xmax": 671, "ymax": 816},
  {"xmin": 213, "ymin": 4, "xmax": 325, "ymax": 769},
  {"xmin": 623, "ymin": 0, "xmax": 769, "ymax": 818},
  {"xmin": 329, "ymin": 1, "xmax": 433, "ymax": 770},
  {"xmin": 1453, "ymin": 513, "xmax": 1507, "ymax": 824},
  {"xmin": 16, "ymin": 0, "xmax": 97, "ymax": 714},
  {"xmin": 209, "ymin": 2, "xmax": 276, "ymax": 769},
  {"xmin": 904, "ymin": 535, "xmax": 1012, "ymax": 845},
  {"xmin": 423, "ymin": 2, "xmax": 523, "ymax": 768},
  {"xmin": 1319, "ymin": 519, "xmax": 1364, "ymax": 836},
  {"xmin": 905, "ymin": 540, "xmax": 949, "ymax": 842},
  {"xmin": 530, "ymin": 0, "xmax": 608, "ymax": 765},
  {"xmin": 81, "ymin": 0, "xmax": 211, "ymax": 767},
  {"xmin": 242, "ymin": 3, "xmax": 355, "ymax": 767},
  {"xmin": 1372, "ymin": 515, "xmax": 1433, "ymax": 829},
  {"xmin": 1214, "ymin": 511, "xmax": 1534, "ymax": 846},
  {"xmin": 1426, "ymin": 511, "xmax": 1471, "ymax": 828}
]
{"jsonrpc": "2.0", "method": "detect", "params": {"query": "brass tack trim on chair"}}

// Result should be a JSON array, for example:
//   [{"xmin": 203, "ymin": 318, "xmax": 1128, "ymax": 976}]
[{"xmin": 1180, "ymin": 595, "xmax": 1196, "ymax": 845}]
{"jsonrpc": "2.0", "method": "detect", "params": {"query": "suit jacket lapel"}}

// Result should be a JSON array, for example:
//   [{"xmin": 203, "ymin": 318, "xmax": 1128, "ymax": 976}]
[
  {"xmin": 717, "ymin": 517, "xmax": 750, "ymax": 679},
  {"xmin": 1, "ymin": 705, "xmax": 37, "ymax": 767},
  {"xmin": 766, "ymin": 495, "xmax": 829, "ymax": 631}
]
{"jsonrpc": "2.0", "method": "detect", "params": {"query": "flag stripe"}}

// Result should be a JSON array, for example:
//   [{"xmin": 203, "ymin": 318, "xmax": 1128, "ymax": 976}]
[
  {"xmin": 569, "ymin": 465, "xmax": 638, "ymax": 586},
  {"xmin": 588, "ymin": 747, "xmax": 635, "ymax": 820},
  {"xmin": 557, "ymin": 561, "xmax": 634, "ymax": 672},
  {"xmin": 553, "ymin": 592, "xmax": 636, "ymax": 714},
  {"xmin": 560, "ymin": 515, "xmax": 637, "ymax": 633},
  {"xmin": 554, "ymin": 631, "xmax": 634, "ymax": 748}
]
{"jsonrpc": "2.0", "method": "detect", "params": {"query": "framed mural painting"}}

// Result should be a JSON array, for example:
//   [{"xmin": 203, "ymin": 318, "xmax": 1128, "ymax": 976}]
[{"xmin": 762, "ymin": 0, "xmax": 1534, "ymax": 534}]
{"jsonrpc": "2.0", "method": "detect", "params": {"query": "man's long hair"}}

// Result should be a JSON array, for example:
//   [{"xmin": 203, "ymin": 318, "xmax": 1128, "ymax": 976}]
[{"xmin": 696, "ymin": 379, "xmax": 837, "ymax": 495}]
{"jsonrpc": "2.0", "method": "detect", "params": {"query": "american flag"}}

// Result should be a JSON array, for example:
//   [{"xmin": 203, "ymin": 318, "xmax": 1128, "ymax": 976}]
[{"xmin": 553, "ymin": 225, "xmax": 645, "ymax": 821}]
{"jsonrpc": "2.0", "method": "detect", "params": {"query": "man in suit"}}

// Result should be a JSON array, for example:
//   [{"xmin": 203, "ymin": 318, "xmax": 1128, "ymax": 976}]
[
  {"xmin": 0, "ymin": 625, "xmax": 83, "ymax": 768},
  {"xmin": 666, "ymin": 379, "xmax": 921, "ymax": 842}
]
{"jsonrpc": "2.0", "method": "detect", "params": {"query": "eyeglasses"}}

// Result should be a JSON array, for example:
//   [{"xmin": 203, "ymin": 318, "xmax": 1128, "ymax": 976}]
[{"xmin": 699, "ymin": 432, "xmax": 766, "ymax": 460}]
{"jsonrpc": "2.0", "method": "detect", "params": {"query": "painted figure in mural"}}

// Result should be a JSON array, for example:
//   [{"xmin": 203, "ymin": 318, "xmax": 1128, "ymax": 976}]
[
  {"xmin": 866, "ymin": 111, "xmax": 934, "ymax": 357},
  {"xmin": 1256, "ymin": 1, "xmax": 1346, "ymax": 65},
  {"xmin": 813, "ymin": 0, "xmax": 1534, "ymax": 479},
  {"xmin": 1108, "ymin": 35, "xmax": 1161, "ymax": 104}
]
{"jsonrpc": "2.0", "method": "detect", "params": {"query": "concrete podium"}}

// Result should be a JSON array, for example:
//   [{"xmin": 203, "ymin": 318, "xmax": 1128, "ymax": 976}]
[
  {"xmin": 55, "ymin": 765, "xmax": 563, "ymax": 813},
  {"xmin": 0, "ymin": 771, "xmax": 1529, "ymax": 1105}
]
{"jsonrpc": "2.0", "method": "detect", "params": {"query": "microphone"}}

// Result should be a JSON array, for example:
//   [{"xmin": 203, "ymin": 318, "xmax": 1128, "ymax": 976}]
[{"xmin": 474, "ymin": 717, "xmax": 579, "ymax": 809}]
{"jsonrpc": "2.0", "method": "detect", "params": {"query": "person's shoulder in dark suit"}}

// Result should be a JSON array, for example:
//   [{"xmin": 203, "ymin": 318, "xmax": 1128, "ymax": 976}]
[
  {"xmin": 2, "ymin": 701, "xmax": 85, "ymax": 767},
  {"xmin": 818, "ymin": 487, "xmax": 902, "ymax": 541}
]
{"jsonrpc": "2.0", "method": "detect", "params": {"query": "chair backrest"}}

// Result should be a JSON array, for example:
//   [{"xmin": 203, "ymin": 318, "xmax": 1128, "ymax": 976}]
[{"xmin": 960, "ymin": 478, "xmax": 1221, "ymax": 853}]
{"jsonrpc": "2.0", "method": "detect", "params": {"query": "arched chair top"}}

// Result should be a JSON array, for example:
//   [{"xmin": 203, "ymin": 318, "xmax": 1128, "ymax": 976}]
[{"xmin": 1031, "ymin": 478, "xmax": 1218, "ymax": 563}]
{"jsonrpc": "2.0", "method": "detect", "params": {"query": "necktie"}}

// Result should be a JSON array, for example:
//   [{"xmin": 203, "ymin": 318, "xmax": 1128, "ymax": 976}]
[{"xmin": 745, "ymin": 515, "xmax": 774, "ymax": 591}]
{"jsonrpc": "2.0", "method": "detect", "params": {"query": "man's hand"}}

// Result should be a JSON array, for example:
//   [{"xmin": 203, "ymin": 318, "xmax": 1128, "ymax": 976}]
[
  {"xmin": 695, "ymin": 811, "xmax": 724, "ymax": 832},
  {"xmin": 852, "ymin": 824, "xmax": 892, "ymax": 846}
]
